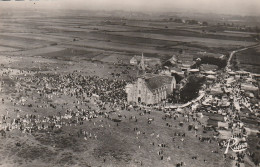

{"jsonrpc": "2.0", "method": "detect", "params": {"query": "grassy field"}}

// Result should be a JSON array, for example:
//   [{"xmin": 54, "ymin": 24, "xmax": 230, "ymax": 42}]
[
  {"xmin": 0, "ymin": 9, "xmax": 258, "ymax": 62},
  {"xmin": 0, "ymin": 100, "xmax": 230, "ymax": 167},
  {"xmin": 232, "ymin": 45, "xmax": 260, "ymax": 74},
  {"xmin": 247, "ymin": 134, "xmax": 260, "ymax": 166}
]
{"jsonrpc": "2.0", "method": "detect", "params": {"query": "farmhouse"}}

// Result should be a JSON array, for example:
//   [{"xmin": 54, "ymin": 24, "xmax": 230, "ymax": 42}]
[
  {"xmin": 163, "ymin": 55, "xmax": 178, "ymax": 67},
  {"xmin": 126, "ymin": 74, "xmax": 176, "ymax": 104},
  {"xmin": 130, "ymin": 56, "xmax": 138, "ymax": 65},
  {"xmin": 160, "ymin": 67, "xmax": 184, "ymax": 77},
  {"xmin": 130, "ymin": 53, "xmax": 161, "ymax": 67}
]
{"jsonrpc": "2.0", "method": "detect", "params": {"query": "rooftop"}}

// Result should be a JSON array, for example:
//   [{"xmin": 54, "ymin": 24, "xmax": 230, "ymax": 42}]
[{"xmin": 140, "ymin": 74, "xmax": 174, "ymax": 92}]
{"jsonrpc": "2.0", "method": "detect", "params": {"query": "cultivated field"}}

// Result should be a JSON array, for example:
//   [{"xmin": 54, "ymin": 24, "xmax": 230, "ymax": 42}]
[
  {"xmin": 233, "ymin": 45, "xmax": 260, "ymax": 74},
  {"xmin": 0, "ymin": 9, "xmax": 258, "ymax": 62}
]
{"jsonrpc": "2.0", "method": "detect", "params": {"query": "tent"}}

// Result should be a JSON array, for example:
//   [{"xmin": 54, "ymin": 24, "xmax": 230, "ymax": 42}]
[
  {"xmin": 241, "ymin": 83, "xmax": 258, "ymax": 92},
  {"xmin": 189, "ymin": 69, "xmax": 200, "ymax": 73},
  {"xmin": 226, "ymin": 77, "xmax": 236, "ymax": 84},
  {"xmin": 205, "ymin": 70, "xmax": 216, "ymax": 75},
  {"xmin": 210, "ymin": 87, "xmax": 223, "ymax": 95},
  {"xmin": 206, "ymin": 75, "xmax": 217, "ymax": 80},
  {"xmin": 228, "ymin": 71, "xmax": 236, "ymax": 75}
]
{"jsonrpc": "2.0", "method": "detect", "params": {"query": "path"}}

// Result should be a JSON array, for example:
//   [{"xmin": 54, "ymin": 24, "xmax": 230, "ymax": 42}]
[
  {"xmin": 225, "ymin": 43, "xmax": 260, "ymax": 167},
  {"xmin": 226, "ymin": 43, "xmax": 260, "ymax": 71}
]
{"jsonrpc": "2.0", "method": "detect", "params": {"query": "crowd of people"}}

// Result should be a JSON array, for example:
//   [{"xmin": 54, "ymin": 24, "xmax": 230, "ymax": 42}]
[
  {"xmin": 0, "ymin": 69, "xmax": 129, "ymax": 136},
  {"xmin": 0, "ymin": 67, "xmax": 222, "ymax": 166},
  {"xmin": 0, "ymin": 54, "xmax": 259, "ymax": 166}
]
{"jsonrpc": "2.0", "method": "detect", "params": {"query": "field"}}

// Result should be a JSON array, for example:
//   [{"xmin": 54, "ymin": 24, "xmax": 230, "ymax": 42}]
[
  {"xmin": 0, "ymin": 9, "xmax": 258, "ymax": 62},
  {"xmin": 232, "ymin": 45, "xmax": 260, "ymax": 74},
  {"xmin": 0, "ymin": 98, "xmax": 231, "ymax": 167},
  {"xmin": 247, "ymin": 134, "xmax": 260, "ymax": 166}
]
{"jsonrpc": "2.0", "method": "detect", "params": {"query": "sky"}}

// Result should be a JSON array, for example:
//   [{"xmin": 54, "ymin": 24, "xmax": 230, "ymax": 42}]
[{"xmin": 0, "ymin": 0, "xmax": 260, "ymax": 16}]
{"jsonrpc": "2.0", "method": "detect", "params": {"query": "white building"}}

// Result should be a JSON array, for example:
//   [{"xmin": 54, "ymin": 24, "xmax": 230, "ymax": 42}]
[{"xmin": 126, "ymin": 74, "xmax": 176, "ymax": 104}]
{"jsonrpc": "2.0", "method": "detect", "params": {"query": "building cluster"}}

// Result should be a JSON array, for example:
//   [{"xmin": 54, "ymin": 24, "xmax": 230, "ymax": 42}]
[{"xmin": 127, "ymin": 54, "xmax": 178, "ymax": 105}]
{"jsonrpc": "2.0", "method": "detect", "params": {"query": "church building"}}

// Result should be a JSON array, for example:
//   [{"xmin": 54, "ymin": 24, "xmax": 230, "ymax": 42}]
[{"xmin": 126, "ymin": 74, "xmax": 176, "ymax": 105}]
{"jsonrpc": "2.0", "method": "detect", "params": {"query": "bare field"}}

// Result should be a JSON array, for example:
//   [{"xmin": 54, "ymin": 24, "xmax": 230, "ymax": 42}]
[
  {"xmin": 105, "ymin": 31, "xmax": 255, "ymax": 47},
  {"xmin": 0, "ymin": 10, "xmax": 257, "ymax": 62},
  {"xmin": 0, "ymin": 46, "xmax": 19, "ymax": 52},
  {"xmin": 233, "ymin": 45, "xmax": 260, "ymax": 73}
]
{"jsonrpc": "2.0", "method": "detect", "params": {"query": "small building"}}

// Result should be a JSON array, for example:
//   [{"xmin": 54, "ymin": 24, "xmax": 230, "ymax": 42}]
[
  {"xmin": 163, "ymin": 55, "xmax": 177, "ymax": 67},
  {"xmin": 181, "ymin": 64, "xmax": 191, "ymax": 72},
  {"xmin": 160, "ymin": 69, "xmax": 172, "ymax": 76},
  {"xmin": 126, "ymin": 74, "xmax": 176, "ymax": 104},
  {"xmin": 236, "ymin": 70, "xmax": 250, "ymax": 77},
  {"xmin": 130, "ymin": 56, "xmax": 138, "ymax": 65},
  {"xmin": 130, "ymin": 53, "xmax": 161, "ymax": 67},
  {"xmin": 207, "ymin": 114, "xmax": 226, "ymax": 127}
]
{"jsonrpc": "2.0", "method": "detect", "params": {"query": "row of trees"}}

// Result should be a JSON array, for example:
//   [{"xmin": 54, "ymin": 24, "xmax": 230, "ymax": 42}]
[
  {"xmin": 168, "ymin": 75, "xmax": 205, "ymax": 104},
  {"xmin": 179, "ymin": 75, "xmax": 206, "ymax": 103},
  {"xmin": 168, "ymin": 18, "xmax": 208, "ymax": 26},
  {"xmin": 191, "ymin": 56, "xmax": 227, "ymax": 69}
]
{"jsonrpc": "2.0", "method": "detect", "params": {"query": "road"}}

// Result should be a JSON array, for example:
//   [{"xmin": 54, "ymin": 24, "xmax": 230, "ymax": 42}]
[
  {"xmin": 225, "ymin": 43, "xmax": 260, "ymax": 167},
  {"xmin": 226, "ymin": 43, "xmax": 260, "ymax": 71}
]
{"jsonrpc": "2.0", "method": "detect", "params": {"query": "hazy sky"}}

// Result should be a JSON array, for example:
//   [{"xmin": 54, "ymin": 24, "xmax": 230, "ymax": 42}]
[{"xmin": 1, "ymin": 0, "xmax": 260, "ymax": 16}]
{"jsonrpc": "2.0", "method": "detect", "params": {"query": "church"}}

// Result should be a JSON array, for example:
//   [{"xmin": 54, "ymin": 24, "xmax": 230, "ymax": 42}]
[{"xmin": 126, "ymin": 74, "xmax": 176, "ymax": 105}]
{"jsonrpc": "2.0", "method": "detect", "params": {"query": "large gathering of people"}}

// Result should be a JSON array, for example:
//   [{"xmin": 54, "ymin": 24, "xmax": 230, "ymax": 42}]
[{"xmin": 0, "ymin": 51, "xmax": 259, "ymax": 167}]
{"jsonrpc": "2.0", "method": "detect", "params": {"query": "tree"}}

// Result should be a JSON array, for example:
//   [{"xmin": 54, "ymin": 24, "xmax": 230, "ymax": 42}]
[
  {"xmin": 179, "ymin": 76, "xmax": 205, "ymax": 103},
  {"xmin": 174, "ymin": 18, "xmax": 183, "ymax": 23}
]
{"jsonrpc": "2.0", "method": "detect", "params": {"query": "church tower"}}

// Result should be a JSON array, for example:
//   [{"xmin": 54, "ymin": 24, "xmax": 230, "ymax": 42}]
[
  {"xmin": 137, "ymin": 53, "xmax": 146, "ymax": 76},
  {"xmin": 138, "ymin": 53, "xmax": 145, "ymax": 71}
]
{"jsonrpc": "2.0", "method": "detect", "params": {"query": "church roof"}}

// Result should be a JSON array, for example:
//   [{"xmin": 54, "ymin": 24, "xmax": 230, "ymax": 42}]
[
  {"xmin": 170, "ymin": 67, "xmax": 182, "ymax": 73},
  {"xmin": 169, "ymin": 55, "xmax": 177, "ymax": 63},
  {"xmin": 163, "ymin": 55, "xmax": 177, "ymax": 67},
  {"xmin": 144, "ymin": 75, "xmax": 174, "ymax": 92}
]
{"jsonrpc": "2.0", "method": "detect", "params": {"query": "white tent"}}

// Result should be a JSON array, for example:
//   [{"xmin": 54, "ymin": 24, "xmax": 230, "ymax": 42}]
[
  {"xmin": 206, "ymin": 75, "xmax": 217, "ymax": 80},
  {"xmin": 241, "ymin": 83, "xmax": 258, "ymax": 92},
  {"xmin": 189, "ymin": 69, "xmax": 200, "ymax": 73},
  {"xmin": 205, "ymin": 70, "xmax": 216, "ymax": 75}
]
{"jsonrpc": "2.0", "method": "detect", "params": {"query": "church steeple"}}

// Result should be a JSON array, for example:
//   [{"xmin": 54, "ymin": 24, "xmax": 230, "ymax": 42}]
[
  {"xmin": 139, "ymin": 52, "xmax": 145, "ymax": 71},
  {"xmin": 137, "ymin": 52, "xmax": 146, "ymax": 76}
]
